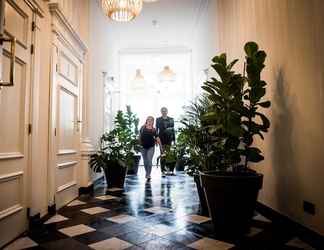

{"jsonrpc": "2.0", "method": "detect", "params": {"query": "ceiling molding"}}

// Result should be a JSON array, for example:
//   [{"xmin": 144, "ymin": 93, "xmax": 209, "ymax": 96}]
[{"xmin": 119, "ymin": 46, "xmax": 192, "ymax": 55}]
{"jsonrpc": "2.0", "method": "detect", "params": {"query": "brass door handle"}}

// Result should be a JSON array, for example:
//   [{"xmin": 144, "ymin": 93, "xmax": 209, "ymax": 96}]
[{"xmin": 0, "ymin": 36, "xmax": 16, "ymax": 87}]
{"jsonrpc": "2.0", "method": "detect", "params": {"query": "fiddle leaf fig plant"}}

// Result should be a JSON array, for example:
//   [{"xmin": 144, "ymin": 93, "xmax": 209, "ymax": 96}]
[
  {"xmin": 202, "ymin": 53, "xmax": 245, "ymax": 170},
  {"xmin": 200, "ymin": 41, "xmax": 270, "ymax": 172},
  {"xmin": 242, "ymin": 42, "xmax": 271, "ymax": 167}
]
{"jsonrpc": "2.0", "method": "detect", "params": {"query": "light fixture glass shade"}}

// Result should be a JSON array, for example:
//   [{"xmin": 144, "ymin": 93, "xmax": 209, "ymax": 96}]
[
  {"xmin": 101, "ymin": 0, "xmax": 143, "ymax": 22},
  {"xmin": 132, "ymin": 69, "xmax": 146, "ymax": 89},
  {"xmin": 143, "ymin": 0, "xmax": 158, "ymax": 2},
  {"xmin": 159, "ymin": 66, "xmax": 176, "ymax": 82}
]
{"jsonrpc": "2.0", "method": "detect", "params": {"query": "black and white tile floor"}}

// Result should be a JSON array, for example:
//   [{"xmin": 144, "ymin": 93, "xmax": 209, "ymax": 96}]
[{"xmin": 5, "ymin": 168, "xmax": 316, "ymax": 250}]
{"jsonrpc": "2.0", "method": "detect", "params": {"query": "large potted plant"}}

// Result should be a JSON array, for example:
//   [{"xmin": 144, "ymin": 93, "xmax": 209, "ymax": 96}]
[
  {"xmin": 199, "ymin": 42, "xmax": 271, "ymax": 235},
  {"xmin": 90, "ymin": 107, "xmax": 139, "ymax": 188},
  {"xmin": 181, "ymin": 96, "xmax": 213, "ymax": 216}
]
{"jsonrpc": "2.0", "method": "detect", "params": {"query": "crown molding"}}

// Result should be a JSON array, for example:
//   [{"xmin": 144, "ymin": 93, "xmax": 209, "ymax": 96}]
[{"xmin": 49, "ymin": 2, "xmax": 88, "ymax": 60}]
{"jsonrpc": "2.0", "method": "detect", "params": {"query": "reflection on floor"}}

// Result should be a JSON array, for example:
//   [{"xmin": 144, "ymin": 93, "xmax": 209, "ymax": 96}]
[{"xmin": 6, "ymin": 168, "xmax": 315, "ymax": 250}]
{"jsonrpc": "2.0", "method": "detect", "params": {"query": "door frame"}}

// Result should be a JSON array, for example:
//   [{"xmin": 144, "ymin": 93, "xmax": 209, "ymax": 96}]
[{"xmin": 47, "ymin": 3, "xmax": 87, "ymax": 210}]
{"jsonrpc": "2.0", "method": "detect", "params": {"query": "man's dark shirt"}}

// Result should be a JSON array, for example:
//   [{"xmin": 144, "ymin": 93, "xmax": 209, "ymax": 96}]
[{"xmin": 156, "ymin": 116, "xmax": 175, "ymax": 145}]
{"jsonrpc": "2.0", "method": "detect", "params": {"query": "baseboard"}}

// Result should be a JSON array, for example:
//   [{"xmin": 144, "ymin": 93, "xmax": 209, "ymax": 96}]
[
  {"xmin": 78, "ymin": 183, "xmax": 94, "ymax": 196},
  {"xmin": 256, "ymin": 202, "xmax": 324, "ymax": 249}
]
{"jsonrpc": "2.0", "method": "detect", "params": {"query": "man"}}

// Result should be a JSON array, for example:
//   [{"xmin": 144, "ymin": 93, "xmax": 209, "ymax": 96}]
[{"xmin": 156, "ymin": 107, "xmax": 175, "ymax": 176}]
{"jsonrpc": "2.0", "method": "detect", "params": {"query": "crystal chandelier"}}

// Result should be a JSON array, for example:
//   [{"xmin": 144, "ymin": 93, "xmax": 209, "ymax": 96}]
[{"xmin": 101, "ymin": 0, "xmax": 143, "ymax": 22}]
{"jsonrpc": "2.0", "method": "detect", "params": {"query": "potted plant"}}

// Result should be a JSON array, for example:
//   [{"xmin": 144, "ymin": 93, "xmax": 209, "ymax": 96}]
[
  {"xmin": 180, "ymin": 96, "xmax": 213, "ymax": 216},
  {"xmin": 174, "ymin": 129, "xmax": 190, "ymax": 171},
  {"xmin": 90, "ymin": 129, "xmax": 128, "ymax": 188},
  {"xmin": 199, "ymin": 42, "xmax": 271, "ymax": 235},
  {"xmin": 90, "ymin": 107, "xmax": 140, "ymax": 187},
  {"xmin": 124, "ymin": 106, "xmax": 141, "ymax": 175},
  {"xmin": 160, "ymin": 144, "xmax": 178, "ymax": 174}
]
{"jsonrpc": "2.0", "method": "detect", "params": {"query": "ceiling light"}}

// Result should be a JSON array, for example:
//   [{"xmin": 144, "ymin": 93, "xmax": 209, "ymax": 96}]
[
  {"xmin": 132, "ymin": 69, "xmax": 146, "ymax": 89},
  {"xmin": 143, "ymin": 0, "xmax": 159, "ymax": 2},
  {"xmin": 159, "ymin": 66, "xmax": 176, "ymax": 82},
  {"xmin": 101, "ymin": 0, "xmax": 143, "ymax": 22}
]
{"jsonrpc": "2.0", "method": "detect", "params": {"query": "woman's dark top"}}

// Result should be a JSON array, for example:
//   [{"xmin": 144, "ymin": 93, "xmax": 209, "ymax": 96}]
[{"xmin": 140, "ymin": 126, "xmax": 158, "ymax": 149}]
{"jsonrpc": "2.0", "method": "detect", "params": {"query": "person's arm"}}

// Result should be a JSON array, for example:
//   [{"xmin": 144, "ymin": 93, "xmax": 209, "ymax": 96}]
[
  {"xmin": 170, "ymin": 118, "xmax": 175, "ymax": 142},
  {"xmin": 156, "ymin": 118, "xmax": 161, "ymax": 134}
]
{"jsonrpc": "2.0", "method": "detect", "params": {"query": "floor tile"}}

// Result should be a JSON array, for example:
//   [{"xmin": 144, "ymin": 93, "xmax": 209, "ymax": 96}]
[
  {"xmin": 44, "ymin": 214, "xmax": 69, "ymax": 224},
  {"xmin": 187, "ymin": 237, "xmax": 234, "ymax": 250},
  {"xmin": 88, "ymin": 237, "xmax": 133, "ymax": 250},
  {"xmin": 107, "ymin": 188, "xmax": 124, "ymax": 192},
  {"xmin": 73, "ymin": 231, "xmax": 114, "ymax": 245},
  {"xmin": 59, "ymin": 224, "xmax": 96, "ymax": 237},
  {"xmin": 4, "ymin": 237, "xmax": 38, "ymax": 250},
  {"xmin": 95, "ymin": 195, "xmax": 119, "ymax": 201},
  {"xmin": 67, "ymin": 200, "xmax": 87, "ymax": 207},
  {"xmin": 98, "ymin": 223, "xmax": 138, "ymax": 237},
  {"xmin": 245, "ymin": 227, "xmax": 264, "ymax": 237},
  {"xmin": 117, "ymin": 231, "xmax": 159, "ymax": 245},
  {"xmin": 138, "ymin": 238, "xmax": 189, "ymax": 250},
  {"xmin": 163, "ymin": 229, "xmax": 202, "ymax": 245},
  {"xmin": 254, "ymin": 214, "xmax": 272, "ymax": 223},
  {"xmin": 144, "ymin": 206, "xmax": 171, "ymax": 214},
  {"xmin": 143, "ymin": 224, "xmax": 179, "ymax": 237},
  {"xmin": 81, "ymin": 207, "xmax": 110, "ymax": 215},
  {"xmin": 40, "ymin": 238, "xmax": 92, "ymax": 250},
  {"xmin": 106, "ymin": 214, "xmax": 137, "ymax": 224},
  {"xmin": 184, "ymin": 215, "xmax": 211, "ymax": 224},
  {"xmin": 286, "ymin": 237, "xmax": 315, "ymax": 250}
]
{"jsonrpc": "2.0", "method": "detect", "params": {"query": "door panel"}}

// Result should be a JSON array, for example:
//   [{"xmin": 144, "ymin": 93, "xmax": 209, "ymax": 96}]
[{"xmin": 0, "ymin": 0, "xmax": 32, "ymax": 247}]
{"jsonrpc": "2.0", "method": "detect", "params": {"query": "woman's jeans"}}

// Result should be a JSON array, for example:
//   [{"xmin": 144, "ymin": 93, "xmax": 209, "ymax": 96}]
[{"xmin": 141, "ymin": 146, "xmax": 155, "ymax": 178}]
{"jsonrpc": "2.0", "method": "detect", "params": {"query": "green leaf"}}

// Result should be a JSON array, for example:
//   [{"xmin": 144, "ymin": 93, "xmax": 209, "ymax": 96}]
[
  {"xmin": 244, "ymin": 42, "xmax": 259, "ymax": 57},
  {"xmin": 246, "ymin": 147, "xmax": 264, "ymax": 163},
  {"xmin": 227, "ymin": 59, "xmax": 239, "ymax": 70},
  {"xmin": 256, "ymin": 112, "xmax": 270, "ymax": 129},
  {"xmin": 257, "ymin": 101, "xmax": 271, "ymax": 108}
]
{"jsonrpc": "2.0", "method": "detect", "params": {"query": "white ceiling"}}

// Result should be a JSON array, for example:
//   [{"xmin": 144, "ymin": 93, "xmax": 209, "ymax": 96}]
[{"xmin": 92, "ymin": 0, "xmax": 210, "ymax": 49}]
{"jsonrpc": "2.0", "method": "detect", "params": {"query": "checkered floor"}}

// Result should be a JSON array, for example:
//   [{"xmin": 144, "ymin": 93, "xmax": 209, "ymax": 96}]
[{"xmin": 5, "ymin": 168, "xmax": 316, "ymax": 250}]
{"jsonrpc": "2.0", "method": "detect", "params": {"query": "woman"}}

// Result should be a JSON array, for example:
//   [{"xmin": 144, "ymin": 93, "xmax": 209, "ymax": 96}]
[{"xmin": 139, "ymin": 116, "xmax": 160, "ymax": 180}]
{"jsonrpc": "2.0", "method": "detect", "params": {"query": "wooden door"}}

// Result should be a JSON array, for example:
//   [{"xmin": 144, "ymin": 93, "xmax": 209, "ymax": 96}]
[
  {"xmin": 0, "ymin": 0, "xmax": 33, "ymax": 247},
  {"xmin": 52, "ymin": 42, "xmax": 82, "ymax": 210}
]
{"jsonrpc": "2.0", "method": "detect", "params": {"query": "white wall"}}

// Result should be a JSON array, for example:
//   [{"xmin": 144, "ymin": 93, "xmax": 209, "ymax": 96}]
[
  {"xmin": 215, "ymin": 0, "xmax": 324, "ymax": 235},
  {"xmin": 89, "ymin": 0, "xmax": 218, "ymax": 145}
]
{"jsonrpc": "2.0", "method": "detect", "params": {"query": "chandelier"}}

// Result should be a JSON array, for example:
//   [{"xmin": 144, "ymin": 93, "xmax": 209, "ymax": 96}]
[
  {"xmin": 143, "ymin": 0, "xmax": 158, "ymax": 2},
  {"xmin": 159, "ymin": 66, "xmax": 176, "ymax": 82},
  {"xmin": 101, "ymin": 0, "xmax": 143, "ymax": 22}
]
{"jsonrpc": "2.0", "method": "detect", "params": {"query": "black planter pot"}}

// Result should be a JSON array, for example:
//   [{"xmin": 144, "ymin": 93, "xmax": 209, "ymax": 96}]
[
  {"xmin": 166, "ymin": 161, "xmax": 176, "ymax": 173},
  {"xmin": 127, "ymin": 155, "xmax": 141, "ymax": 175},
  {"xmin": 200, "ymin": 171, "xmax": 263, "ymax": 236},
  {"xmin": 104, "ymin": 163, "xmax": 127, "ymax": 188},
  {"xmin": 193, "ymin": 174, "xmax": 209, "ymax": 216},
  {"xmin": 175, "ymin": 159, "xmax": 186, "ymax": 171}
]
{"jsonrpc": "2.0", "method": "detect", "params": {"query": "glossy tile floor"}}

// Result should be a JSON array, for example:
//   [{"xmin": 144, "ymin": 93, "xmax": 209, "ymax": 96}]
[{"xmin": 6, "ymin": 168, "xmax": 316, "ymax": 250}]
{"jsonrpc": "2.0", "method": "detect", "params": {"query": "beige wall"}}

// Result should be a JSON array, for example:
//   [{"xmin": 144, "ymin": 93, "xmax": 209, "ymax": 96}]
[{"xmin": 215, "ymin": 0, "xmax": 324, "ymax": 235}]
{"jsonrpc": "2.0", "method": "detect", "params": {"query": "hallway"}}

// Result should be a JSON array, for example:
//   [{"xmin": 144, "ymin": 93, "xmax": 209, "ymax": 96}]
[{"xmin": 6, "ymin": 168, "xmax": 314, "ymax": 250}]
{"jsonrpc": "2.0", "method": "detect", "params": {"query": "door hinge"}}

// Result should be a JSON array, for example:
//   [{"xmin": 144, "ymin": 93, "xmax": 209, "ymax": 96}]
[
  {"xmin": 32, "ymin": 21, "xmax": 36, "ymax": 31},
  {"xmin": 31, "ymin": 44, "xmax": 34, "ymax": 55},
  {"xmin": 28, "ymin": 124, "xmax": 32, "ymax": 135},
  {"xmin": 56, "ymin": 64, "xmax": 58, "ymax": 72},
  {"xmin": 54, "ymin": 128, "xmax": 57, "ymax": 136}
]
